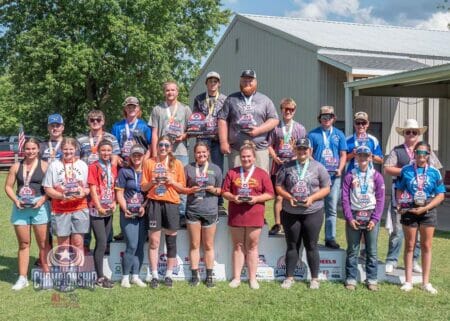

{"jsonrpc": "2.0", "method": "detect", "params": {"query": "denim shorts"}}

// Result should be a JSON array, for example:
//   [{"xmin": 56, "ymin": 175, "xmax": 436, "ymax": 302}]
[
  {"xmin": 400, "ymin": 208, "xmax": 437, "ymax": 227},
  {"xmin": 10, "ymin": 198, "xmax": 51, "ymax": 225}
]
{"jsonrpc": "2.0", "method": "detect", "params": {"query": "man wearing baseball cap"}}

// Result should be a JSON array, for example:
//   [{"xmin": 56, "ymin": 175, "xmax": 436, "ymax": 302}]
[
  {"xmin": 40, "ymin": 113, "xmax": 65, "ymax": 162},
  {"xmin": 308, "ymin": 106, "xmax": 347, "ymax": 249},
  {"xmin": 192, "ymin": 71, "xmax": 228, "ymax": 215},
  {"xmin": 218, "ymin": 69, "xmax": 279, "ymax": 172}
]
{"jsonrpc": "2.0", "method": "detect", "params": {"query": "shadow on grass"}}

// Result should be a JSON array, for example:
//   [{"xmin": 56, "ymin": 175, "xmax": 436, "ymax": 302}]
[{"xmin": 0, "ymin": 254, "xmax": 38, "ymax": 284}]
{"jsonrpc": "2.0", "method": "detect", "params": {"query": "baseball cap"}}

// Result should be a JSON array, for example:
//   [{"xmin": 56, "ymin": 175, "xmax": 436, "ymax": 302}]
[
  {"xmin": 354, "ymin": 111, "xmax": 369, "ymax": 121},
  {"xmin": 130, "ymin": 145, "xmax": 145, "ymax": 155},
  {"xmin": 206, "ymin": 71, "xmax": 221, "ymax": 81},
  {"xmin": 319, "ymin": 106, "xmax": 334, "ymax": 115},
  {"xmin": 48, "ymin": 114, "xmax": 64, "ymax": 125},
  {"xmin": 356, "ymin": 145, "xmax": 371, "ymax": 155},
  {"xmin": 123, "ymin": 96, "xmax": 139, "ymax": 106},
  {"xmin": 240, "ymin": 69, "xmax": 256, "ymax": 78},
  {"xmin": 295, "ymin": 138, "xmax": 311, "ymax": 149}
]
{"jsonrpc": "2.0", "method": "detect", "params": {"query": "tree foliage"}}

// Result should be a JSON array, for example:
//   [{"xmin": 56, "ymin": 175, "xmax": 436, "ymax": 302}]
[{"xmin": 0, "ymin": 0, "xmax": 230, "ymax": 136}]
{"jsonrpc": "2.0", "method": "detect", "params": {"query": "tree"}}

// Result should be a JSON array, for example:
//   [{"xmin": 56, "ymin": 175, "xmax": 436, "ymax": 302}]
[{"xmin": 0, "ymin": 1, "xmax": 230, "ymax": 136}]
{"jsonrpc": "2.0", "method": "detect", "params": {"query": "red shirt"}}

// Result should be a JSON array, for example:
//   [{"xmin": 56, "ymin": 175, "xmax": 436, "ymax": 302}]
[
  {"xmin": 87, "ymin": 161, "xmax": 118, "ymax": 209},
  {"xmin": 222, "ymin": 166, "xmax": 274, "ymax": 227}
]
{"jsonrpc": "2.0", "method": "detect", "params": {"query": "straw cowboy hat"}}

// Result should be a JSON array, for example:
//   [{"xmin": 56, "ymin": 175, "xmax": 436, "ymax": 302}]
[{"xmin": 395, "ymin": 119, "xmax": 428, "ymax": 136}]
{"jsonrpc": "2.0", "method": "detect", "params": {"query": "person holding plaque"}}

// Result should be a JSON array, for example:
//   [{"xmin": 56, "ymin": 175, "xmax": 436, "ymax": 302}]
[
  {"xmin": 395, "ymin": 141, "xmax": 445, "ymax": 294},
  {"xmin": 268, "ymin": 98, "xmax": 307, "ymax": 236},
  {"xmin": 275, "ymin": 138, "xmax": 330, "ymax": 290},
  {"xmin": 342, "ymin": 146, "xmax": 385, "ymax": 291},
  {"xmin": 222, "ymin": 141, "xmax": 274, "ymax": 290},
  {"xmin": 5, "ymin": 138, "xmax": 51, "ymax": 290},
  {"xmin": 43, "ymin": 138, "xmax": 90, "ymax": 249},
  {"xmin": 184, "ymin": 141, "xmax": 223, "ymax": 288},
  {"xmin": 141, "ymin": 136, "xmax": 186, "ymax": 288},
  {"xmin": 88, "ymin": 139, "xmax": 118, "ymax": 289}
]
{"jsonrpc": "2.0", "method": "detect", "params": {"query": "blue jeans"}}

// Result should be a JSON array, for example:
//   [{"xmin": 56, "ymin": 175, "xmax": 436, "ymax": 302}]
[
  {"xmin": 345, "ymin": 221, "xmax": 379, "ymax": 284},
  {"xmin": 386, "ymin": 206, "xmax": 420, "ymax": 265},
  {"xmin": 324, "ymin": 175, "xmax": 341, "ymax": 242},
  {"xmin": 198, "ymin": 139, "xmax": 224, "ymax": 206},
  {"xmin": 175, "ymin": 154, "xmax": 189, "ymax": 218},
  {"xmin": 120, "ymin": 214, "xmax": 147, "ymax": 275}
]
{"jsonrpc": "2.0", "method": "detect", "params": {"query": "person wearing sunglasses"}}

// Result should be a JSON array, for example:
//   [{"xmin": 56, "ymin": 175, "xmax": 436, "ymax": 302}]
[
  {"xmin": 40, "ymin": 113, "xmax": 65, "ymax": 163},
  {"xmin": 395, "ymin": 141, "xmax": 445, "ymax": 294},
  {"xmin": 141, "ymin": 136, "xmax": 186, "ymax": 288},
  {"xmin": 192, "ymin": 71, "xmax": 227, "ymax": 216},
  {"xmin": 342, "ymin": 146, "xmax": 385, "ymax": 291},
  {"xmin": 308, "ymin": 106, "xmax": 347, "ymax": 249},
  {"xmin": 384, "ymin": 119, "xmax": 442, "ymax": 275},
  {"xmin": 268, "ymin": 98, "xmax": 306, "ymax": 236},
  {"xmin": 346, "ymin": 112, "xmax": 383, "ymax": 173}
]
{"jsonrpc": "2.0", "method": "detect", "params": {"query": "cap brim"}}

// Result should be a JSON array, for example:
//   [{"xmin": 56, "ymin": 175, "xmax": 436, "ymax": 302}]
[{"xmin": 395, "ymin": 126, "xmax": 428, "ymax": 136}]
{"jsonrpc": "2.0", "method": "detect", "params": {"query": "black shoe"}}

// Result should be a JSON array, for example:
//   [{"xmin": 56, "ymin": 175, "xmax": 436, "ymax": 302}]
[
  {"xmin": 325, "ymin": 240, "xmax": 340, "ymax": 249},
  {"xmin": 205, "ymin": 276, "xmax": 215, "ymax": 288},
  {"xmin": 96, "ymin": 277, "xmax": 114, "ymax": 289},
  {"xmin": 269, "ymin": 224, "xmax": 281, "ymax": 236},
  {"xmin": 113, "ymin": 232, "xmax": 124, "ymax": 241},
  {"xmin": 218, "ymin": 206, "xmax": 227, "ymax": 216},
  {"xmin": 180, "ymin": 217, "xmax": 187, "ymax": 229},
  {"xmin": 34, "ymin": 258, "xmax": 42, "ymax": 267},
  {"xmin": 164, "ymin": 277, "xmax": 173, "ymax": 288},
  {"xmin": 190, "ymin": 277, "xmax": 200, "ymax": 287},
  {"xmin": 150, "ymin": 278, "xmax": 159, "ymax": 289}
]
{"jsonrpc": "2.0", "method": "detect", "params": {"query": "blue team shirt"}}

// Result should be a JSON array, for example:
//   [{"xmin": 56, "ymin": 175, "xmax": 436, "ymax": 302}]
[
  {"xmin": 111, "ymin": 118, "xmax": 152, "ymax": 151},
  {"xmin": 346, "ymin": 133, "xmax": 383, "ymax": 172},
  {"xmin": 396, "ymin": 164, "xmax": 445, "ymax": 199},
  {"xmin": 308, "ymin": 126, "xmax": 347, "ymax": 173}
]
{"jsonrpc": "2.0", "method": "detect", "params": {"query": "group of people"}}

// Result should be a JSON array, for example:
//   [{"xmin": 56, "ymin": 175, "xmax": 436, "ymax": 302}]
[{"xmin": 5, "ymin": 69, "xmax": 445, "ymax": 294}]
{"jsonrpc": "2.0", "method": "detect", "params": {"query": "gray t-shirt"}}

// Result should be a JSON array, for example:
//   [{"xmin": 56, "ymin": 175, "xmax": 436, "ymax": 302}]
[
  {"xmin": 148, "ymin": 102, "xmax": 192, "ymax": 156},
  {"xmin": 217, "ymin": 91, "xmax": 278, "ymax": 150},
  {"xmin": 185, "ymin": 162, "xmax": 222, "ymax": 216},
  {"xmin": 276, "ymin": 159, "xmax": 330, "ymax": 215}
]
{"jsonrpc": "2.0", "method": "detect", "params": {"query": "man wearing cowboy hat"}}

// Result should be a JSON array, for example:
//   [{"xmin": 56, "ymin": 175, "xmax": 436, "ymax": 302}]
[{"xmin": 384, "ymin": 119, "xmax": 442, "ymax": 274}]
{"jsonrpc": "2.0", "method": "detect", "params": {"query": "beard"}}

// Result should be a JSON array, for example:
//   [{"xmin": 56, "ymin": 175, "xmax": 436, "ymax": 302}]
[{"xmin": 240, "ymin": 83, "xmax": 257, "ymax": 96}]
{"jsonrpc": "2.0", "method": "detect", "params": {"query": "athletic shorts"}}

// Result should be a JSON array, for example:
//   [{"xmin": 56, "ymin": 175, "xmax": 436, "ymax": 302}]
[
  {"xmin": 147, "ymin": 200, "xmax": 179, "ymax": 231},
  {"xmin": 51, "ymin": 208, "xmax": 90, "ymax": 237},
  {"xmin": 400, "ymin": 208, "xmax": 437, "ymax": 227},
  {"xmin": 186, "ymin": 212, "xmax": 218, "ymax": 228},
  {"xmin": 10, "ymin": 198, "xmax": 51, "ymax": 225}
]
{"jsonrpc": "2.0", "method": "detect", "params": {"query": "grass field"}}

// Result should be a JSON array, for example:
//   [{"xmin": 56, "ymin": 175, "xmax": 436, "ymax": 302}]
[{"xmin": 1, "ymin": 172, "xmax": 449, "ymax": 321}]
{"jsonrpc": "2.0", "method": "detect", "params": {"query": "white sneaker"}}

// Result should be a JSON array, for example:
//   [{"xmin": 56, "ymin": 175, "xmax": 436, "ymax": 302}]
[
  {"xmin": 413, "ymin": 261, "xmax": 423, "ymax": 274},
  {"xmin": 121, "ymin": 277, "xmax": 131, "ymax": 288},
  {"xmin": 249, "ymin": 279, "xmax": 260, "ymax": 290},
  {"xmin": 131, "ymin": 277, "xmax": 147, "ymax": 288},
  {"xmin": 12, "ymin": 277, "xmax": 29, "ymax": 291},
  {"xmin": 309, "ymin": 279, "xmax": 320, "ymax": 290},
  {"xmin": 400, "ymin": 282, "xmax": 413, "ymax": 292},
  {"xmin": 422, "ymin": 283, "xmax": 437, "ymax": 294},
  {"xmin": 281, "ymin": 278, "xmax": 294, "ymax": 289},
  {"xmin": 385, "ymin": 263, "xmax": 395, "ymax": 274},
  {"xmin": 228, "ymin": 279, "xmax": 241, "ymax": 288},
  {"xmin": 145, "ymin": 274, "xmax": 152, "ymax": 283}
]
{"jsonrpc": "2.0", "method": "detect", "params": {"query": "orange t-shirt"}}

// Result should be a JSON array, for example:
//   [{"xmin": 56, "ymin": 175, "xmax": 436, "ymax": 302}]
[{"xmin": 141, "ymin": 157, "xmax": 186, "ymax": 204}]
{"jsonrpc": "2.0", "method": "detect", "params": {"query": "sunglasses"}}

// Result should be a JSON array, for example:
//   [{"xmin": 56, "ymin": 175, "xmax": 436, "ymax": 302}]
[
  {"xmin": 355, "ymin": 121, "xmax": 367, "ymax": 126},
  {"xmin": 320, "ymin": 114, "xmax": 334, "ymax": 121},
  {"xmin": 404, "ymin": 130, "xmax": 419, "ymax": 136},
  {"xmin": 158, "ymin": 142, "xmax": 171, "ymax": 148},
  {"xmin": 415, "ymin": 150, "xmax": 430, "ymax": 156},
  {"xmin": 283, "ymin": 108, "xmax": 296, "ymax": 113},
  {"xmin": 89, "ymin": 118, "xmax": 103, "ymax": 123}
]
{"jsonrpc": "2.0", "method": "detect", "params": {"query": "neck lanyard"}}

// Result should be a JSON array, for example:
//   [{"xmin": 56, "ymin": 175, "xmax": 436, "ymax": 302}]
[
  {"xmin": 125, "ymin": 121, "xmax": 138, "ymax": 141},
  {"xmin": 240, "ymin": 165, "xmax": 255, "ymax": 187},
  {"xmin": 98, "ymin": 159, "xmax": 112, "ymax": 189},
  {"xmin": 356, "ymin": 167, "xmax": 369, "ymax": 194},
  {"xmin": 157, "ymin": 156, "xmax": 169, "ymax": 168},
  {"xmin": 295, "ymin": 159, "xmax": 309, "ymax": 180},
  {"xmin": 354, "ymin": 133, "xmax": 367, "ymax": 147},
  {"xmin": 49, "ymin": 140, "xmax": 62, "ymax": 159},
  {"xmin": 205, "ymin": 92, "xmax": 219, "ymax": 116},
  {"xmin": 282, "ymin": 120, "xmax": 293, "ymax": 143},
  {"xmin": 241, "ymin": 93, "xmax": 253, "ymax": 107},
  {"xmin": 195, "ymin": 161, "xmax": 209, "ymax": 178},
  {"xmin": 132, "ymin": 169, "xmax": 141, "ymax": 192},
  {"xmin": 404, "ymin": 144, "xmax": 415, "ymax": 161},
  {"xmin": 414, "ymin": 163, "xmax": 428, "ymax": 191},
  {"xmin": 322, "ymin": 127, "xmax": 333, "ymax": 149},
  {"xmin": 22, "ymin": 159, "xmax": 38, "ymax": 186},
  {"xmin": 165, "ymin": 102, "xmax": 179, "ymax": 122},
  {"xmin": 89, "ymin": 131, "xmax": 103, "ymax": 153}
]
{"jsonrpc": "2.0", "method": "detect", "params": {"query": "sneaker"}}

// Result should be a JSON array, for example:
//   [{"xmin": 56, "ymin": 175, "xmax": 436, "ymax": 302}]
[
  {"xmin": 309, "ymin": 279, "xmax": 320, "ymax": 289},
  {"xmin": 12, "ymin": 277, "xmax": 29, "ymax": 291},
  {"xmin": 367, "ymin": 284, "xmax": 379, "ymax": 292},
  {"xmin": 325, "ymin": 240, "xmax": 340, "ymax": 249},
  {"xmin": 113, "ymin": 232, "xmax": 124, "ymax": 241},
  {"xmin": 96, "ymin": 277, "xmax": 114, "ymax": 289},
  {"xmin": 218, "ymin": 205, "xmax": 227, "ymax": 216},
  {"xmin": 249, "ymin": 279, "xmax": 260, "ymax": 290},
  {"xmin": 281, "ymin": 278, "xmax": 294, "ymax": 289},
  {"xmin": 164, "ymin": 276, "xmax": 173, "ymax": 288},
  {"xmin": 421, "ymin": 283, "xmax": 437, "ymax": 294},
  {"xmin": 190, "ymin": 277, "xmax": 200, "ymax": 287},
  {"xmin": 345, "ymin": 284, "xmax": 356, "ymax": 291},
  {"xmin": 269, "ymin": 224, "xmax": 282, "ymax": 236},
  {"xmin": 205, "ymin": 276, "xmax": 215, "ymax": 288},
  {"xmin": 121, "ymin": 277, "xmax": 131, "ymax": 288},
  {"xmin": 385, "ymin": 263, "xmax": 395, "ymax": 274},
  {"xmin": 145, "ymin": 274, "xmax": 152, "ymax": 283},
  {"xmin": 400, "ymin": 282, "xmax": 413, "ymax": 292},
  {"xmin": 131, "ymin": 277, "xmax": 147, "ymax": 288},
  {"xmin": 228, "ymin": 279, "xmax": 241, "ymax": 288},
  {"xmin": 413, "ymin": 261, "xmax": 423, "ymax": 274},
  {"xmin": 150, "ymin": 278, "xmax": 159, "ymax": 289}
]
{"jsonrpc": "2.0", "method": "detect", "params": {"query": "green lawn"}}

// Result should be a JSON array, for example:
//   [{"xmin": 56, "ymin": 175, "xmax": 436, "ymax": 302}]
[{"xmin": 1, "ymin": 172, "xmax": 449, "ymax": 321}]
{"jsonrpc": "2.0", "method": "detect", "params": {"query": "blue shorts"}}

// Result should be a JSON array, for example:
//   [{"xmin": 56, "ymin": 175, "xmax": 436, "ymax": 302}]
[{"xmin": 10, "ymin": 198, "xmax": 51, "ymax": 225}]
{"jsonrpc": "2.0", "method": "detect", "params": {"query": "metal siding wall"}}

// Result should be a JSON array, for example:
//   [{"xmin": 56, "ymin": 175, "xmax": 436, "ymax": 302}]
[
  {"xmin": 319, "ymin": 62, "xmax": 346, "ymax": 120},
  {"xmin": 438, "ymin": 99, "xmax": 450, "ymax": 169}
]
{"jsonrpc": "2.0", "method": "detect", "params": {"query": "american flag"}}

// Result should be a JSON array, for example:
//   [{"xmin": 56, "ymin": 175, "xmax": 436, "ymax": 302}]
[{"xmin": 18, "ymin": 124, "xmax": 25, "ymax": 152}]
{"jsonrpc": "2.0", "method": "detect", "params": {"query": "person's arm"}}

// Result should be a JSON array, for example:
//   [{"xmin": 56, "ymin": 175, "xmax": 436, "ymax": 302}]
[
  {"xmin": 341, "ymin": 173, "xmax": 353, "ymax": 222},
  {"xmin": 384, "ymin": 165, "xmax": 401, "ymax": 177},
  {"xmin": 218, "ymin": 119, "xmax": 230, "ymax": 154},
  {"xmin": 4, "ymin": 163, "xmax": 22, "ymax": 209},
  {"xmin": 336, "ymin": 150, "xmax": 347, "ymax": 177},
  {"xmin": 370, "ymin": 172, "xmax": 386, "ymax": 226},
  {"xmin": 151, "ymin": 127, "xmax": 158, "ymax": 158},
  {"xmin": 248, "ymin": 118, "xmax": 279, "ymax": 137}
]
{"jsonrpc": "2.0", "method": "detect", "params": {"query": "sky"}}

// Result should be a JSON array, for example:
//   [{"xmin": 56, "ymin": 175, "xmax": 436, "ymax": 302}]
[{"xmin": 221, "ymin": 0, "xmax": 450, "ymax": 30}]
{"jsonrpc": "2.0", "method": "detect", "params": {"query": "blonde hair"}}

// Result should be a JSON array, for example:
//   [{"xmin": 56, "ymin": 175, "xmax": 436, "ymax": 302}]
[
  {"xmin": 280, "ymin": 98, "xmax": 296, "ymax": 110},
  {"xmin": 239, "ymin": 140, "xmax": 256, "ymax": 157}
]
